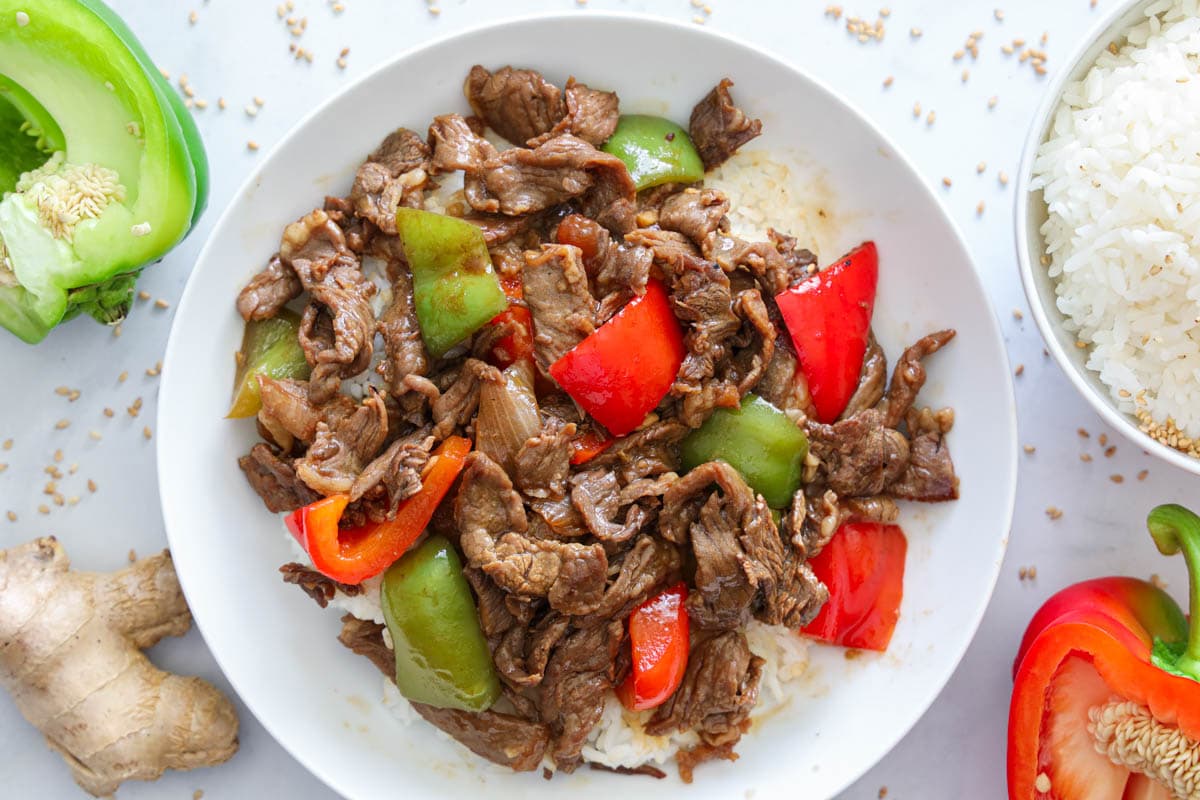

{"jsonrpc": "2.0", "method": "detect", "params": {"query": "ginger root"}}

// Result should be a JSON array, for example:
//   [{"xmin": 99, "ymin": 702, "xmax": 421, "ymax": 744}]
[{"xmin": 0, "ymin": 537, "xmax": 239, "ymax": 796}]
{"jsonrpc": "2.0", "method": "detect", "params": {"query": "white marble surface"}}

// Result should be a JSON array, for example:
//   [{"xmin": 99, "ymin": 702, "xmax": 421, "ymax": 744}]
[{"xmin": 1, "ymin": 0, "xmax": 1195, "ymax": 797}]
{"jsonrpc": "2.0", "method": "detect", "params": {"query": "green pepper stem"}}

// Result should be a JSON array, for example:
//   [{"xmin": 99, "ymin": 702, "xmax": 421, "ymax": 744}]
[{"xmin": 1147, "ymin": 503, "xmax": 1200, "ymax": 680}]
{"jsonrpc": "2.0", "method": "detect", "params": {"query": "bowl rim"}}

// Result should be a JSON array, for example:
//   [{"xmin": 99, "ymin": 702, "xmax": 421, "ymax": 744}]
[
  {"xmin": 159, "ymin": 9, "xmax": 1018, "ymax": 799},
  {"xmin": 1013, "ymin": 0, "xmax": 1200, "ymax": 477}
]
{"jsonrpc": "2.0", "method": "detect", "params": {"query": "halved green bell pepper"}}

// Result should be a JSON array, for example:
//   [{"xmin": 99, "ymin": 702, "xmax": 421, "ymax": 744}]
[
  {"xmin": 602, "ymin": 114, "xmax": 705, "ymax": 191},
  {"xmin": 681, "ymin": 393, "xmax": 809, "ymax": 508},
  {"xmin": 0, "ymin": 0, "xmax": 207, "ymax": 343},
  {"xmin": 381, "ymin": 534, "xmax": 501, "ymax": 712},
  {"xmin": 395, "ymin": 208, "xmax": 507, "ymax": 358}
]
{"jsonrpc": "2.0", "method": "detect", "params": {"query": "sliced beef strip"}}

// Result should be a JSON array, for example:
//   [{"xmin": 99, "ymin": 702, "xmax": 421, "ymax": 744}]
[
  {"xmin": 465, "ymin": 566, "xmax": 519, "ymax": 640},
  {"xmin": 465, "ymin": 135, "xmax": 635, "ymax": 218},
  {"xmin": 595, "ymin": 242, "xmax": 653, "ymax": 318},
  {"xmin": 725, "ymin": 288, "xmax": 775, "ymax": 396},
  {"xmin": 279, "ymin": 563, "xmax": 361, "ymax": 609},
  {"xmin": 237, "ymin": 253, "xmax": 301, "ymax": 321},
  {"xmin": 348, "ymin": 427, "xmax": 435, "ymax": 505},
  {"xmin": 522, "ymin": 244, "xmax": 597, "ymax": 374},
  {"xmin": 767, "ymin": 229, "xmax": 818, "ymax": 290},
  {"xmin": 374, "ymin": 254, "xmax": 430, "ymax": 396},
  {"xmin": 625, "ymin": 227, "xmax": 699, "ymax": 264},
  {"xmin": 843, "ymin": 495, "xmax": 900, "ymax": 524},
  {"xmin": 464, "ymin": 65, "xmax": 566, "ymax": 146},
  {"xmin": 281, "ymin": 209, "xmax": 376, "ymax": 404},
  {"xmin": 527, "ymin": 496, "xmax": 590, "ymax": 541},
  {"xmin": 494, "ymin": 611, "xmax": 571, "ymax": 688},
  {"xmin": 668, "ymin": 253, "xmax": 743, "ymax": 427},
  {"xmin": 588, "ymin": 419, "xmax": 687, "ymax": 483},
  {"xmin": 688, "ymin": 78, "xmax": 763, "ymax": 171},
  {"xmin": 657, "ymin": 188, "xmax": 730, "ymax": 247},
  {"xmin": 468, "ymin": 213, "xmax": 536, "ymax": 247},
  {"xmin": 890, "ymin": 429, "xmax": 959, "ymax": 502},
  {"xmin": 806, "ymin": 408, "xmax": 910, "ymax": 498},
  {"xmin": 617, "ymin": 472, "xmax": 678, "ymax": 506},
  {"xmin": 335, "ymin": 614, "xmax": 551, "ymax": 772},
  {"xmin": 569, "ymin": 469, "xmax": 650, "ymax": 545},
  {"xmin": 840, "ymin": 334, "xmax": 887, "ymax": 420},
  {"xmin": 239, "ymin": 443, "xmax": 319, "ymax": 513},
  {"xmin": 514, "ymin": 416, "xmax": 577, "ymax": 500},
  {"xmin": 257, "ymin": 377, "xmax": 356, "ymax": 446},
  {"xmin": 294, "ymin": 389, "xmax": 389, "ymax": 495},
  {"xmin": 573, "ymin": 534, "xmax": 681, "ymax": 625},
  {"xmin": 754, "ymin": 338, "xmax": 815, "ymax": 418},
  {"xmin": 645, "ymin": 630, "xmax": 763, "ymax": 772},
  {"xmin": 456, "ymin": 452, "xmax": 608, "ymax": 615},
  {"xmin": 323, "ymin": 195, "xmax": 371, "ymax": 254},
  {"xmin": 529, "ymin": 77, "xmax": 620, "ymax": 147},
  {"xmin": 349, "ymin": 127, "xmax": 430, "ymax": 235},
  {"xmin": 428, "ymin": 113, "xmax": 499, "ymax": 174},
  {"xmin": 878, "ymin": 329, "xmax": 956, "ymax": 428},
  {"xmin": 540, "ymin": 620, "xmax": 624, "ymax": 772},
  {"xmin": 661, "ymin": 461, "xmax": 826, "ymax": 629},
  {"xmin": 413, "ymin": 703, "xmax": 551, "ymax": 773},
  {"xmin": 431, "ymin": 358, "xmax": 503, "ymax": 439}
]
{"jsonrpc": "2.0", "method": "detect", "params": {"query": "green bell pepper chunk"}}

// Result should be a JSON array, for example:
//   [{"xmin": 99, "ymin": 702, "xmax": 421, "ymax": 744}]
[
  {"xmin": 227, "ymin": 309, "xmax": 311, "ymax": 419},
  {"xmin": 395, "ymin": 208, "xmax": 507, "ymax": 358},
  {"xmin": 681, "ymin": 394, "xmax": 809, "ymax": 509},
  {"xmin": 0, "ymin": 0, "xmax": 206, "ymax": 343},
  {"xmin": 381, "ymin": 534, "xmax": 501, "ymax": 712},
  {"xmin": 601, "ymin": 114, "xmax": 705, "ymax": 191}
]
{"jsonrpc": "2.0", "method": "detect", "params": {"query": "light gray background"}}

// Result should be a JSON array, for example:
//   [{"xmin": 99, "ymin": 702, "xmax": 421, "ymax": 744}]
[{"xmin": 1, "ymin": 0, "xmax": 1191, "ymax": 797}]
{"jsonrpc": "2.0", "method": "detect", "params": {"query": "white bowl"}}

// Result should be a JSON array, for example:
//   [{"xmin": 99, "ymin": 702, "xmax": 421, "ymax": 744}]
[
  {"xmin": 159, "ymin": 13, "xmax": 1017, "ymax": 800},
  {"xmin": 1014, "ymin": 0, "xmax": 1200, "ymax": 476}
]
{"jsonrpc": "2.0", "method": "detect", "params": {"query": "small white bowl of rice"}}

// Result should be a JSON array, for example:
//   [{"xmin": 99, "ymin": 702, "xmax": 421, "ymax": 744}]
[{"xmin": 1018, "ymin": 0, "xmax": 1200, "ymax": 474}]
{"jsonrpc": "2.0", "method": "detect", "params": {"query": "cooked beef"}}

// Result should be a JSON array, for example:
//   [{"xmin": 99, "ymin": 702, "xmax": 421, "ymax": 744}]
[
  {"xmin": 726, "ymin": 288, "xmax": 775, "ymax": 396},
  {"xmin": 625, "ymin": 228, "xmax": 699, "ymax": 264},
  {"xmin": 237, "ymin": 254, "xmax": 301, "ymax": 321},
  {"xmin": 413, "ymin": 703, "xmax": 551, "ymax": 772},
  {"xmin": 646, "ymin": 630, "xmax": 763, "ymax": 779},
  {"xmin": 595, "ymin": 241, "xmax": 653, "ymax": 314},
  {"xmin": 527, "ymin": 496, "xmax": 589, "ymax": 541},
  {"xmin": 588, "ymin": 419, "xmax": 687, "ymax": 483},
  {"xmin": 668, "ymin": 253, "xmax": 743, "ymax": 427},
  {"xmin": 428, "ymin": 113, "xmax": 499, "ymax": 173},
  {"xmin": 879, "ymin": 329, "xmax": 956, "ymax": 427},
  {"xmin": 465, "ymin": 135, "xmax": 635, "ymax": 217},
  {"xmin": 349, "ymin": 127, "xmax": 430, "ymax": 234},
  {"xmin": 280, "ymin": 563, "xmax": 361, "ymax": 608},
  {"xmin": 569, "ymin": 469, "xmax": 648, "ymax": 545},
  {"xmin": 336, "ymin": 615, "xmax": 394, "ymax": 676},
  {"xmin": 494, "ymin": 612, "xmax": 570, "ymax": 688},
  {"xmin": 658, "ymin": 188, "xmax": 730, "ymax": 247},
  {"xmin": 540, "ymin": 620, "xmax": 624, "ymax": 771},
  {"xmin": 323, "ymin": 195, "xmax": 371, "ymax": 254},
  {"xmin": 281, "ymin": 210, "xmax": 376, "ymax": 404},
  {"xmin": 529, "ymin": 77, "xmax": 620, "ymax": 147},
  {"xmin": 522, "ymin": 244, "xmax": 597, "ymax": 373},
  {"xmin": 257, "ymin": 377, "xmax": 355, "ymax": 447},
  {"xmin": 806, "ymin": 409, "xmax": 910, "ymax": 498},
  {"xmin": 514, "ymin": 416, "xmax": 577, "ymax": 499},
  {"xmin": 457, "ymin": 453, "xmax": 608, "ymax": 614},
  {"xmin": 793, "ymin": 486, "xmax": 845, "ymax": 560},
  {"xmin": 465, "ymin": 566, "xmax": 519, "ymax": 640},
  {"xmin": 675, "ymin": 741, "xmax": 740, "ymax": 784},
  {"xmin": 468, "ymin": 213, "xmax": 535, "ymax": 246},
  {"xmin": 575, "ymin": 534, "xmax": 680, "ymax": 623},
  {"xmin": 689, "ymin": 79, "xmax": 762, "ymax": 171},
  {"xmin": 891, "ymin": 429, "xmax": 959, "ymax": 501},
  {"xmin": 349, "ymin": 427, "xmax": 434, "ymax": 505},
  {"xmin": 431, "ymin": 358, "xmax": 503, "ymax": 439},
  {"xmin": 755, "ymin": 339, "xmax": 814, "ymax": 417},
  {"xmin": 843, "ymin": 495, "xmax": 900, "ymax": 524},
  {"xmin": 295, "ymin": 390, "xmax": 389, "ymax": 495},
  {"xmin": 588, "ymin": 763, "xmax": 667, "ymax": 779},
  {"xmin": 660, "ymin": 462, "xmax": 826, "ymax": 629},
  {"xmin": 465, "ymin": 65, "xmax": 565, "ymax": 145},
  {"xmin": 767, "ymin": 229, "xmax": 818, "ymax": 290},
  {"xmin": 239, "ymin": 443, "xmax": 319, "ymax": 512},
  {"xmin": 841, "ymin": 335, "xmax": 887, "ymax": 420},
  {"xmin": 375, "ymin": 254, "xmax": 429, "ymax": 396},
  {"xmin": 617, "ymin": 472, "xmax": 678, "ymax": 506}
]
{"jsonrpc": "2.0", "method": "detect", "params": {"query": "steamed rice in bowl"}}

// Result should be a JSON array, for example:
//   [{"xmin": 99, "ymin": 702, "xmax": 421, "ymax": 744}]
[{"xmin": 1033, "ymin": 0, "xmax": 1200, "ymax": 457}]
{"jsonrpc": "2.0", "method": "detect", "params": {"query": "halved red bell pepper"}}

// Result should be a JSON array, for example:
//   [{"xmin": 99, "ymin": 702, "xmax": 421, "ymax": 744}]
[
  {"xmin": 775, "ymin": 241, "xmax": 878, "ymax": 423},
  {"xmin": 285, "ymin": 436, "xmax": 471, "ymax": 584},
  {"xmin": 1008, "ymin": 504, "xmax": 1200, "ymax": 800},
  {"xmin": 616, "ymin": 582, "xmax": 690, "ymax": 711},
  {"xmin": 801, "ymin": 521, "xmax": 906, "ymax": 651},
  {"xmin": 485, "ymin": 277, "xmax": 535, "ymax": 370},
  {"xmin": 549, "ymin": 278, "xmax": 685, "ymax": 437}
]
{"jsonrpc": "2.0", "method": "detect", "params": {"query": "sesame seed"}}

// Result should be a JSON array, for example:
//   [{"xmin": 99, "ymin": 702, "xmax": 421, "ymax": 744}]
[
  {"xmin": 976, "ymin": 201, "xmax": 985, "ymax": 216},
  {"xmin": 194, "ymin": 98, "xmax": 208, "ymax": 110},
  {"xmin": 1002, "ymin": 43, "xmax": 1014, "ymax": 55},
  {"xmin": 54, "ymin": 419, "xmax": 70, "ymax": 430},
  {"xmin": 53, "ymin": 449, "xmax": 62, "ymax": 462},
  {"xmin": 1045, "ymin": 506, "xmax": 1062, "ymax": 520},
  {"xmin": 37, "ymin": 504, "xmax": 49, "ymax": 515},
  {"xmin": 55, "ymin": 386, "xmax": 70, "ymax": 396},
  {"xmin": 0, "ymin": 463, "xmax": 6, "ymax": 473},
  {"xmin": 143, "ymin": 426, "xmax": 153, "ymax": 440},
  {"xmin": 1104, "ymin": 446, "xmax": 1117, "ymax": 458},
  {"xmin": 103, "ymin": 408, "xmax": 114, "ymax": 418},
  {"xmin": 218, "ymin": 97, "xmax": 228, "ymax": 110},
  {"xmin": 953, "ymin": 49, "xmax": 965, "ymax": 60},
  {"xmin": 1023, "ymin": 444, "xmax": 1036, "ymax": 454},
  {"xmin": 882, "ymin": 75, "xmax": 893, "ymax": 87},
  {"xmin": 942, "ymin": 177, "xmax": 952, "ymax": 188},
  {"xmin": 1015, "ymin": 364, "xmax": 1024, "ymax": 376},
  {"xmin": 1098, "ymin": 433, "xmax": 1108, "ymax": 446},
  {"xmin": 113, "ymin": 324, "xmax": 122, "ymax": 338},
  {"xmin": 977, "ymin": 161, "xmax": 987, "ymax": 173},
  {"xmin": 1012, "ymin": 308, "xmax": 1023, "ymax": 320},
  {"xmin": 2, "ymin": 439, "xmax": 10, "ymax": 450},
  {"xmin": 1040, "ymin": 254, "xmax": 1050, "ymax": 266},
  {"xmin": 89, "ymin": 430, "xmax": 102, "ymax": 441},
  {"xmin": 68, "ymin": 463, "xmax": 77, "ymax": 475},
  {"xmin": 67, "ymin": 496, "xmax": 79, "ymax": 506},
  {"xmin": 1019, "ymin": 566, "xmax": 1027, "ymax": 580},
  {"xmin": 1080, "ymin": 453, "xmax": 1093, "ymax": 462},
  {"xmin": 188, "ymin": 9, "xmax": 198, "ymax": 24},
  {"xmin": 988, "ymin": 95, "xmax": 999, "ymax": 109},
  {"xmin": 15, "ymin": 10, "xmax": 29, "ymax": 26},
  {"xmin": 155, "ymin": 298, "xmax": 170, "ymax": 309},
  {"xmin": 1078, "ymin": 428, "xmax": 1090, "ymax": 438},
  {"xmin": 1150, "ymin": 573, "xmax": 1166, "ymax": 589},
  {"xmin": 998, "ymin": 171, "xmax": 1009, "ymax": 186},
  {"xmin": 337, "ymin": 57, "xmax": 348, "ymax": 69},
  {"xmin": 912, "ymin": 101, "xmax": 921, "ymax": 117},
  {"xmin": 926, "ymin": 110, "xmax": 936, "ymax": 125},
  {"xmin": 119, "ymin": 370, "xmax": 128, "ymax": 382},
  {"xmin": 138, "ymin": 290, "xmax": 151, "ymax": 301},
  {"xmin": 1138, "ymin": 469, "xmax": 1149, "ymax": 481},
  {"xmin": 88, "ymin": 479, "xmax": 97, "ymax": 493},
  {"xmin": 910, "ymin": 27, "xmax": 922, "ymax": 38},
  {"xmin": 879, "ymin": 788, "xmax": 888, "ymax": 799},
  {"xmin": 1110, "ymin": 474, "xmax": 1125, "ymax": 484},
  {"xmin": 245, "ymin": 105, "xmax": 258, "ymax": 117},
  {"xmin": 994, "ymin": 8, "xmax": 1004, "ymax": 20},
  {"xmin": 1028, "ymin": 566, "xmax": 1038, "ymax": 579},
  {"xmin": 962, "ymin": 69, "xmax": 970, "ymax": 82},
  {"xmin": 1035, "ymin": 773, "xmax": 1051, "ymax": 794},
  {"xmin": 5, "ymin": 512, "xmax": 14, "ymax": 522},
  {"xmin": 1075, "ymin": 340, "xmax": 1087, "ymax": 349},
  {"xmin": 247, "ymin": 140, "xmax": 260, "ymax": 151},
  {"xmin": 879, "ymin": 7, "xmax": 890, "ymax": 17},
  {"xmin": 429, "ymin": 6, "xmax": 441, "ymax": 15},
  {"xmin": 254, "ymin": 96, "xmax": 265, "ymax": 107},
  {"xmin": 340, "ymin": 47, "xmax": 350, "ymax": 57}
]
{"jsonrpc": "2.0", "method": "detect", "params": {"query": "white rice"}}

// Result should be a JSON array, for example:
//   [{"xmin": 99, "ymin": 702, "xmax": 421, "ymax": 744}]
[
  {"xmin": 1033, "ymin": 0, "xmax": 1200, "ymax": 438},
  {"xmin": 298, "ymin": 149, "xmax": 821, "ymax": 771}
]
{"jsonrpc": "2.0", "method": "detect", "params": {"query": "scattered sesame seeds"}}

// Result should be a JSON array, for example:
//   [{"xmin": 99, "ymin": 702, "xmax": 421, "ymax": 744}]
[
  {"xmin": 910, "ymin": 27, "xmax": 922, "ymax": 38},
  {"xmin": 194, "ymin": 98, "xmax": 209, "ymax": 110},
  {"xmin": 2, "ymin": 439, "xmax": 10, "ymax": 450},
  {"xmin": 88, "ymin": 479, "xmax": 97, "ymax": 493},
  {"xmin": 54, "ymin": 419, "xmax": 70, "ymax": 430},
  {"xmin": 1104, "ymin": 446, "xmax": 1117, "ymax": 458},
  {"xmin": 1079, "ymin": 428, "xmax": 1090, "ymax": 439},
  {"xmin": 103, "ymin": 407, "xmax": 115, "ymax": 418},
  {"xmin": 1080, "ymin": 453, "xmax": 1093, "ymax": 463},
  {"xmin": 128, "ymin": 397, "xmax": 143, "ymax": 418},
  {"xmin": 912, "ymin": 101, "xmax": 921, "ymax": 118},
  {"xmin": 188, "ymin": 9, "xmax": 198, "ymax": 25},
  {"xmin": 218, "ymin": 97, "xmax": 228, "ymax": 110},
  {"xmin": 882, "ymin": 75, "xmax": 893, "ymax": 88},
  {"xmin": 1110, "ymin": 474, "xmax": 1125, "ymax": 484},
  {"xmin": 143, "ymin": 426, "xmax": 153, "ymax": 440},
  {"xmin": 994, "ymin": 8, "xmax": 1005, "ymax": 21},
  {"xmin": 1019, "ymin": 566, "xmax": 1027, "ymax": 580},
  {"xmin": 5, "ymin": 511, "xmax": 14, "ymax": 522},
  {"xmin": 89, "ymin": 430, "xmax": 102, "ymax": 441},
  {"xmin": 926, "ymin": 110, "xmax": 936, "ymax": 125},
  {"xmin": 248, "ymin": 140, "xmax": 260, "ymax": 152},
  {"xmin": 1035, "ymin": 773, "xmax": 1052, "ymax": 794},
  {"xmin": 15, "ymin": 10, "xmax": 30, "ymax": 26},
  {"xmin": 953, "ymin": 49, "xmax": 965, "ymax": 60},
  {"xmin": 1023, "ymin": 444, "xmax": 1036, "ymax": 454},
  {"xmin": 1138, "ymin": 469, "xmax": 1149, "ymax": 481},
  {"xmin": 1098, "ymin": 433, "xmax": 1108, "ymax": 447},
  {"xmin": 1015, "ymin": 364, "xmax": 1024, "ymax": 376},
  {"xmin": 1028, "ymin": 566, "xmax": 1038, "ymax": 579},
  {"xmin": 155, "ymin": 298, "xmax": 170, "ymax": 309},
  {"xmin": 998, "ymin": 171, "xmax": 1009, "ymax": 186},
  {"xmin": 119, "ymin": 370, "xmax": 128, "ymax": 383},
  {"xmin": 878, "ymin": 788, "xmax": 888, "ymax": 799},
  {"xmin": 54, "ymin": 386, "xmax": 70, "ymax": 396},
  {"xmin": 942, "ymin": 177, "xmax": 952, "ymax": 188},
  {"xmin": 1136, "ymin": 410, "xmax": 1200, "ymax": 458},
  {"xmin": 976, "ymin": 200, "xmax": 985, "ymax": 216},
  {"xmin": 112, "ymin": 324, "xmax": 122, "ymax": 338},
  {"xmin": 53, "ymin": 449, "xmax": 62, "ymax": 463},
  {"xmin": 37, "ymin": 504, "xmax": 49, "ymax": 515},
  {"xmin": 988, "ymin": 95, "xmax": 999, "ymax": 109},
  {"xmin": 1046, "ymin": 506, "xmax": 1062, "ymax": 520},
  {"xmin": 1012, "ymin": 308, "xmax": 1023, "ymax": 320}
]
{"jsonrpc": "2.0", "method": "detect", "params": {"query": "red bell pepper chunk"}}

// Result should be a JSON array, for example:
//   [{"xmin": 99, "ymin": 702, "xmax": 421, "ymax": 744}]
[
  {"xmin": 1007, "ymin": 504, "xmax": 1200, "ymax": 800},
  {"xmin": 569, "ymin": 428, "xmax": 616, "ymax": 466},
  {"xmin": 285, "ymin": 436, "xmax": 471, "ymax": 584},
  {"xmin": 549, "ymin": 279, "xmax": 685, "ymax": 437},
  {"xmin": 774, "ymin": 241, "xmax": 878, "ymax": 423},
  {"xmin": 616, "ymin": 582, "xmax": 690, "ymax": 711},
  {"xmin": 801, "ymin": 521, "xmax": 906, "ymax": 652},
  {"xmin": 485, "ymin": 277, "xmax": 535, "ymax": 370}
]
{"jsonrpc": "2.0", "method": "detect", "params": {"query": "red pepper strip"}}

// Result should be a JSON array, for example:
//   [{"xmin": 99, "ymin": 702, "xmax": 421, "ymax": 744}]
[
  {"xmin": 616, "ymin": 582, "xmax": 689, "ymax": 711},
  {"xmin": 569, "ymin": 428, "xmax": 616, "ymax": 466},
  {"xmin": 801, "ymin": 522, "xmax": 906, "ymax": 652},
  {"xmin": 285, "ymin": 436, "xmax": 472, "ymax": 584},
  {"xmin": 485, "ymin": 277, "xmax": 535, "ymax": 370},
  {"xmin": 1007, "ymin": 505, "xmax": 1200, "ymax": 800},
  {"xmin": 774, "ymin": 241, "xmax": 878, "ymax": 423},
  {"xmin": 549, "ymin": 278, "xmax": 684, "ymax": 437}
]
